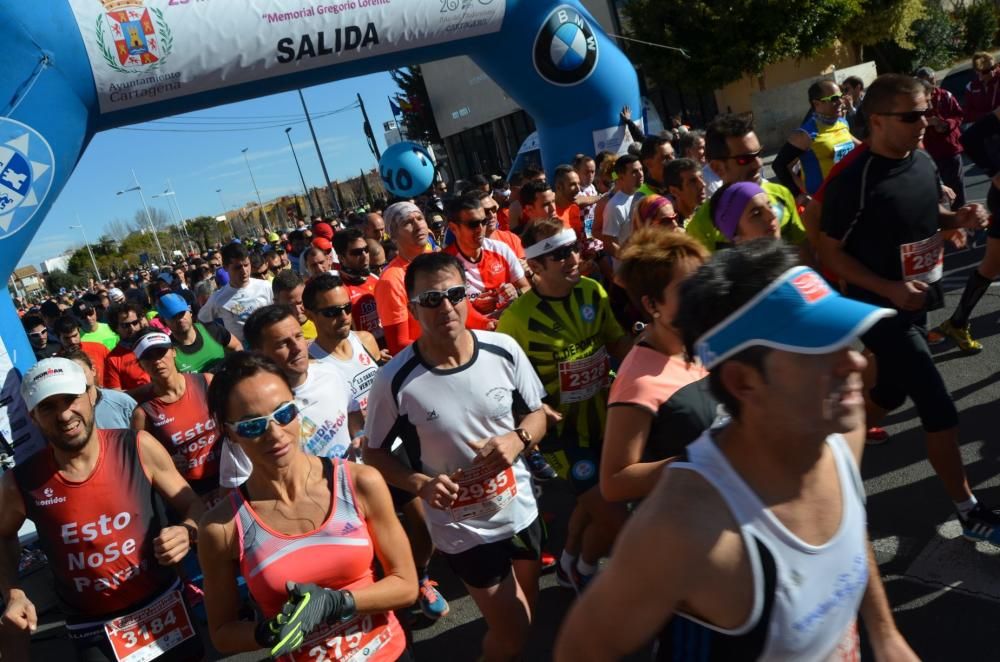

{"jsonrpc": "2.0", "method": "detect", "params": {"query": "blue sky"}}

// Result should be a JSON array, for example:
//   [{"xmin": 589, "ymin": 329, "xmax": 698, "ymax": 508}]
[{"xmin": 20, "ymin": 71, "xmax": 401, "ymax": 270}]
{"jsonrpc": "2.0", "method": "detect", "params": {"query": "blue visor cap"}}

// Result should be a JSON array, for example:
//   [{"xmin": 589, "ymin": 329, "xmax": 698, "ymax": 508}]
[{"xmin": 695, "ymin": 266, "xmax": 896, "ymax": 369}]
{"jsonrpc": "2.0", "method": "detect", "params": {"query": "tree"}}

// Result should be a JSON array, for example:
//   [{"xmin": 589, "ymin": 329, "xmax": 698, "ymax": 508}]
[
  {"xmin": 131, "ymin": 206, "xmax": 172, "ymax": 234},
  {"xmin": 45, "ymin": 269, "xmax": 87, "ymax": 294},
  {"xmin": 104, "ymin": 217, "xmax": 132, "ymax": 242},
  {"xmin": 622, "ymin": 0, "xmax": 861, "ymax": 90},
  {"xmin": 389, "ymin": 66, "xmax": 442, "ymax": 144},
  {"xmin": 841, "ymin": 0, "xmax": 926, "ymax": 61},
  {"xmin": 187, "ymin": 216, "xmax": 223, "ymax": 251}
]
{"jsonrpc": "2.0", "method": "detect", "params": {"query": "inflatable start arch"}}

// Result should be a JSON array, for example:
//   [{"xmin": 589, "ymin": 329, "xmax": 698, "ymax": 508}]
[{"xmin": 0, "ymin": 0, "xmax": 638, "ymax": 457}]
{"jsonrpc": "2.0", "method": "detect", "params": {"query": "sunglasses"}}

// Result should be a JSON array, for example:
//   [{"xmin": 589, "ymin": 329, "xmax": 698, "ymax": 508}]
[
  {"xmin": 816, "ymin": 93, "xmax": 843, "ymax": 103},
  {"xmin": 428, "ymin": 222, "xmax": 445, "ymax": 231},
  {"xmin": 724, "ymin": 150, "xmax": 763, "ymax": 166},
  {"xmin": 317, "ymin": 302, "xmax": 352, "ymax": 318},
  {"xmin": 875, "ymin": 108, "xmax": 931, "ymax": 124},
  {"xmin": 410, "ymin": 285, "xmax": 467, "ymax": 308},
  {"xmin": 119, "ymin": 319, "xmax": 142, "ymax": 328},
  {"xmin": 227, "ymin": 401, "xmax": 299, "ymax": 439},
  {"xmin": 348, "ymin": 247, "xmax": 369, "ymax": 257},
  {"xmin": 459, "ymin": 219, "xmax": 489, "ymax": 229},
  {"xmin": 544, "ymin": 244, "xmax": 581, "ymax": 262},
  {"xmin": 28, "ymin": 330, "xmax": 46, "ymax": 339}
]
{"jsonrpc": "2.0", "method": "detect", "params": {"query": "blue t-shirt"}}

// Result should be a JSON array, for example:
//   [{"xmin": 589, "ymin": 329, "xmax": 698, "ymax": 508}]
[{"xmin": 94, "ymin": 388, "xmax": 137, "ymax": 430}]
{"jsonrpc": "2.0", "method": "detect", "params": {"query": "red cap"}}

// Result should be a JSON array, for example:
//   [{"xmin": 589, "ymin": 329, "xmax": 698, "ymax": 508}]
[
  {"xmin": 312, "ymin": 237, "xmax": 332, "ymax": 251},
  {"xmin": 312, "ymin": 222, "xmax": 334, "ymax": 240}
]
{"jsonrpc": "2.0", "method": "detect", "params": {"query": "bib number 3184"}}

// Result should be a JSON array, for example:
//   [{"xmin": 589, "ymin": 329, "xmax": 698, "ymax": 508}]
[{"xmin": 104, "ymin": 590, "xmax": 195, "ymax": 662}]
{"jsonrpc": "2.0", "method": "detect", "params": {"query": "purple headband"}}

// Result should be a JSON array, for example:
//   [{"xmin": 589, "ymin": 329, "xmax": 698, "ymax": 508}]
[{"xmin": 714, "ymin": 182, "xmax": 766, "ymax": 240}]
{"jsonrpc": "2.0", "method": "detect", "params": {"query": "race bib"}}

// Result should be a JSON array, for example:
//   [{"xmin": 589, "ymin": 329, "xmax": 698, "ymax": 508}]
[
  {"xmin": 558, "ymin": 348, "xmax": 610, "ymax": 404},
  {"xmin": 449, "ymin": 464, "xmax": 517, "ymax": 522},
  {"xmin": 900, "ymin": 234, "xmax": 943, "ymax": 283},
  {"xmin": 296, "ymin": 614, "xmax": 393, "ymax": 662},
  {"xmin": 104, "ymin": 590, "xmax": 195, "ymax": 662}
]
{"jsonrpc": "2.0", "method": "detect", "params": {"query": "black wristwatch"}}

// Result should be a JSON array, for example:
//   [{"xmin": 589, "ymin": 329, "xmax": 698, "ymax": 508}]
[
  {"xmin": 182, "ymin": 522, "xmax": 198, "ymax": 546},
  {"xmin": 514, "ymin": 427, "xmax": 533, "ymax": 451},
  {"xmin": 339, "ymin": 589, "xmax": 357, "ymax": 621}
]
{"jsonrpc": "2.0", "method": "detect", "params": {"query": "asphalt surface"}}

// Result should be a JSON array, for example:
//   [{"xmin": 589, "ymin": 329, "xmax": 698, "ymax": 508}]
[{"xmin": 19, "ymin": 137, "xmax": 1000, "ymax": 661}]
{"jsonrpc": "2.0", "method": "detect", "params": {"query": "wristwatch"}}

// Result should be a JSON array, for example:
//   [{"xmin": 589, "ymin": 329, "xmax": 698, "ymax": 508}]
[
  {"xmin": 514, "ymin": 427, "xmax": 533, "ymax": 451},
  {"xmin": 182, "ymin": 522, "xmax": 198, "ymax": 546}
]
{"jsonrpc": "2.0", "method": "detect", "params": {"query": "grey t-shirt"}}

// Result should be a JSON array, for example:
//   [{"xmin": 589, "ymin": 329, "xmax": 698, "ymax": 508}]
[{"xmin": 94, "ymin": 388, "xmax": 137, "ymax": 430}]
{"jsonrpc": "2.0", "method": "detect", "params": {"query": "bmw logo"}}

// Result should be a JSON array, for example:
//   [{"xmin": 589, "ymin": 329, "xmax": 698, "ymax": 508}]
[
  {"xmin": 533, "ymin": 5, "xmax": 599, "ymax": 87},
  {"xmin": 0, "ymin": 118, "xmax": 54, "ymax": 241}
]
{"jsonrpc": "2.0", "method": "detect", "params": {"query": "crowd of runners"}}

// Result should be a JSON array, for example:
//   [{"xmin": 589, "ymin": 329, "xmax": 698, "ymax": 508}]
[{"xmin": 3, "ymin": 57, "xmax": 1000, "ymax": 661}]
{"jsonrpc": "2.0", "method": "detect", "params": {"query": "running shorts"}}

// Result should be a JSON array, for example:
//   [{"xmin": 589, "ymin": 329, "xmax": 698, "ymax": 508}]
[{"xmin": 441, "ymin": 517, "xmax": 547, "ymax": 589}]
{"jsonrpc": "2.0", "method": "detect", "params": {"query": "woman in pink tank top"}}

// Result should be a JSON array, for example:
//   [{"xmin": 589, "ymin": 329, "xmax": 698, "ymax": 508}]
[{"xmin": 197, "ymin": 352, "xmax": 418, "ymax": 661}]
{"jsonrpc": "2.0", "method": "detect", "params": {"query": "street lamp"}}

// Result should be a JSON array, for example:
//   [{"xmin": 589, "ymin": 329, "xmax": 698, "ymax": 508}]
[
  {"xmin": 152, "ymin": 181, "xmax": 194, "ymax": 254},
  {"xmin": 241, "ymin": 148, "xmax": 270, "ymax": 231},
  {"xmin": 285, "ymin": 127, "xmax": 316, "ymax": 218},
  {"xmin": 116, "ymin": 170, "xmax": 167, "ymax": 264},
  {"xmin": 68, "ymin": 219, "xmax": 102, "ymax": 282}
]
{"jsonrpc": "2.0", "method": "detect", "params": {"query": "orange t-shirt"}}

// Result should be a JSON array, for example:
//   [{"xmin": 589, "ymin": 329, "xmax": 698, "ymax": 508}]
[
  {"xmin": 489, "ymin": 229, "xmax": 525, "ymax": 259},
  {"xmin": 79, "ymin": 341, "xmax": 110, "ymax": 387},
  {"xmin": 374, "ymin": 255, "xmax": 422, "ymax": 352},
  {"xmin": 555, "ymin": 203, "xmax": 583, "ymax": 237}
]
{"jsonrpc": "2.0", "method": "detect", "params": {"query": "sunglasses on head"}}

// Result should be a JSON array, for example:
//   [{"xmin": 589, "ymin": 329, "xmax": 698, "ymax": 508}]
[
  {"xmin": 544, "ymin": 243, "xmax": 581, "ymax": 262},
  {"xmin": 816, "ymin": 93, "xmax": 843, "ymax": 103},
  {"xmin": 348, "ymin": 247, "xmax": 369, "ymax": 257},
  {"xmin": 227, "ymin": 401, "xmax": 299, "ymax": 439},
  {"xmin": 317, "ymin": 302, "xmax": 352, "ymax": 318},
  {"xmin": 410, "ymin": 285, "xmax": 467, "ymax": 308},
  {"xmin": 875, "ymin": 108, "xmax": 931, "ymax": 123},
  {"xmin": 724, "ymin": 150, "xmax": 763, "ymax": 166}
]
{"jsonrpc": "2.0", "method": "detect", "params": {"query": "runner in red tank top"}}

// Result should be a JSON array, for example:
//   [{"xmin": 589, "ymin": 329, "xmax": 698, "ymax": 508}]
[
  {"xmin": 130, "ymin": 329, "xmax": 222, "ymax": 503},
  {"xmin": 0, "ymin": 357, "xmax": 204, "ymax": 662},
  {"xmin": 198, "ymin": 352, "xmax": 418, "ymax": 660},
  {"xmin": 334, "ymin": 227, "xmax": 386, "ymax": 344}
]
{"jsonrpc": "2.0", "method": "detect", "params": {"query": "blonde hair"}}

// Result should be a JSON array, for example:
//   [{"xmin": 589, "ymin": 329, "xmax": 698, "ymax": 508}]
[{"xmin": 973, "ymin": 52, "xmax": 995, "ymax": 72}]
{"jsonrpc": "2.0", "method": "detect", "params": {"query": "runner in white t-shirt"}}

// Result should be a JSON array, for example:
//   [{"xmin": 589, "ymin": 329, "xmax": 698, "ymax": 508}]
[
  {"xmin": 600, "ymin": 154, "xmax": 645, "ymax": 264},
  {"xmin": 364, "ymin": 252, "xmax": 548, "ymax": 662},
  {"xmin": 197, "ymin": 243, "xmax": 273, "ymax": 346},
  {"xmin": 303, "ymin": 273, "xmax": 451, "ymax": 620},
  {"xmin": 217, "ymin": 305, "xmax": 361, "ymax": 488}
]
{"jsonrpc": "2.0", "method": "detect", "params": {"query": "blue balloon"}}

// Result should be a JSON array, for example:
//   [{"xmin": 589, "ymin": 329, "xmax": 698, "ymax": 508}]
[{"xmin": 379, "ymin": 142, "xmax": 436, "ymax": 198}]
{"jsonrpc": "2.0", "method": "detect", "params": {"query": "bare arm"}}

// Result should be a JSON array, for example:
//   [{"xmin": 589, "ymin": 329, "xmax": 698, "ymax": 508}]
[
  {"xmin": 198, "ymin": 509, "xmax": 258, "ymax": 653},
  {"xmin": 138, "ymin": 431, "xmax": 204, "ymax": 565},
  {"xmin": 0, "ymin": 473, "xmax": 34, "ymax": 636},
  {"xmin": 130, "ymin": 404, "xmax": 147, "ymax": 432},
  {"xmin": 225, "ymin": 334, "xmax": 243, "ymax": 352},
  {"xmin": 600, "ymin": 405, "xmax": 668, "ymax": 502},
  {"xmin": 348, "ymin": 464, "xmax": 418, "ymax": 612}
]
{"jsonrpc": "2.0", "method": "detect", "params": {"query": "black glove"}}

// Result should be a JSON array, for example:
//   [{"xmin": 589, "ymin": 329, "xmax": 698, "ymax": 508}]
[{"xmin": 266, "ymin": 581, "xmax": 354, "ymax": 658}]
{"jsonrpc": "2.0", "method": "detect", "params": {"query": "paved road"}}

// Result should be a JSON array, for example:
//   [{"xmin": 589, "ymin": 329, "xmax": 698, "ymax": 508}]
[{"xmin": 22, "ymin": 161, "xmax": 1000, "ymax": 661}]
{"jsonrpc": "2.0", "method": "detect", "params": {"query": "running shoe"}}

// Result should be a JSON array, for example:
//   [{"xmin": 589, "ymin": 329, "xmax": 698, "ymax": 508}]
[
  {"xmin": 417, "ymin": 578, "xmax": 449, "ymax": 620},
  {"xmin": 555, "ymin": 563, "xmax": 594, "ymax": 594},
  {"xmin": 959, "ymin": 503, "xmax": 1000, "ymax": 545},
  {"xmin": 865, "ymin": 427, "xmax": 890, "ymax": 446},
  {"xmin": 928, "ymin": 320, "xmax": 983, "ymax": 354},
  {"xmin": 525, "ymin": 449, "xmax": 558, "ymax": 481}
]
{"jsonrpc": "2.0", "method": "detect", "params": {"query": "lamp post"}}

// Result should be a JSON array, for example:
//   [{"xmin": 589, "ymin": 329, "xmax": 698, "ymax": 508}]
[
  {"xmin": 68, "ymin": 220, "xmax": 102, "ymax": 282},
  {"xmin": 152, "ymin": 181, "xmax": 194, "ymax": 254},
  {"xmin": 241, "ymin": 148, "xmax": 270, "ymax": 231},
  {"xmin": 116, "ymin": 170, "xmax": 166, "ymax": 264},
  {"xmin": 285, "ymin": 127, "xmax": 316, "ymax": 218}
]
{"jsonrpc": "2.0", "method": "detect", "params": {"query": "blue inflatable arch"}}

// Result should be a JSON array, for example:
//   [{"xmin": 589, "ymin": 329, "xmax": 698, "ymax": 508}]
[{"xmin": 0, "ymin": 1, "xmax": 638, "ymax": 398}]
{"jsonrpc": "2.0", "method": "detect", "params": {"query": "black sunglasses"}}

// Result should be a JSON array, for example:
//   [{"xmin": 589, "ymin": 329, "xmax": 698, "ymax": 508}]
[
  {"xmin": 544, "ymin": 244, "xmax": 581, "ymax": 262},
  {"xmin": 875, "ymin": 108, "xmax": 931, "ymax": 124},
  {"xmin": 410, "ymin": 285, "xmax": 467, "ymax": 308},
  {"xmin": 348, "ymin": 247, "xmax": 369, "ymax": 257},
  {"xmin": 119, "ymin": 319, "xmax": 142, "ymax": 328},
  {"xmin": 317, "ymin": 302, "xmax": 352, "ymax": 318},
  {"xmin": 429, "ymin": 222, "xmax": 445, "ymax": 231},
  {"xmin": 724, "ymin": 149, "xmax": 763, "ymax": 166},
  {"xmin": 460, "ymin": 219, "xmax": 489, "ymax": 229}
]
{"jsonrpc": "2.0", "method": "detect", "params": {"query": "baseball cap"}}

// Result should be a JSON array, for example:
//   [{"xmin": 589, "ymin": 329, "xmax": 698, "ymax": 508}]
[
  {"xmin": 694, "ymin": 266, "xmax": 896, "ymax": 369},
  {"xmin": 312, "ymin": 222, "xmax": 334, "ymax": 240},
  {"xmin": 133, "ymin": 332, "xmax": 173, "ymax": 360},
  {"xmin": 268, "ymin": 232, "xmax": 280, "ymax": 243},
  {"xmin": 20, "ymin": 358, "xmax": 87, "ymax": 412},
  {"xmin": 107, "ymin": 287, "xmax": 126, "ymax": 303},
  {"xmin": 156, "ymin": 272, "xmax": 174, "ymax": 285},
  {"xmin": 156, "ymin": 293, "xmax": 189, "ymax": 320},
  {"xmin": 312, "ymin": 237, "xmax": 333, "ymax": 252}
]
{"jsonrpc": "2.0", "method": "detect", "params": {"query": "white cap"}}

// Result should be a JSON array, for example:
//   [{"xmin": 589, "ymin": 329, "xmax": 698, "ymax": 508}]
[
  {"xmin": 20, "ymin": 358, "xmax": 87, "ymax": 412},
  {"xmin": 133, "ymin": 332, "xmax": 173, "ymax": 360}
]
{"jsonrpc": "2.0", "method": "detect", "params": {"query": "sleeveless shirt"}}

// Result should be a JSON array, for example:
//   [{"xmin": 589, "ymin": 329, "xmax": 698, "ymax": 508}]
[
  {"xmin": 139, "ymin": 373, "xmax": 220, "ymax": 486},
  {"xmin": 13, "ymin": 430, "xmax": 174, "ymax": 621},
  {"xmin": 309, "ymin": 332, "xmax": 379, "ymax": 411},
  {"xmin": 656, "ymin": 431, "xmax": 867, "ymax": 661},
  {"xmin": 232, "ymin": 458, "xmax": 405, "ymax": 661}
]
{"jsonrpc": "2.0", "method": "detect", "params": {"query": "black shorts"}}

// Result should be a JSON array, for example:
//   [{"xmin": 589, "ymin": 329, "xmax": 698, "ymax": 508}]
[
  {"xmin": 388, "ymin": 443, "xmax": 418, "ymax": 512},
  {"xmin": 441, "ymin": 517, "xmax": 547, "ymax": 589},
  {"xmin": 861, "ymin": 313, "xmax": 958, "ymax": 432},
  {"xmin": 543, "ymin": 445, "xmax": 601, "ymax": 495},
  {"xmin": 988, "ymin": 187, "xmax": 1000, "ymax": 239}
]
